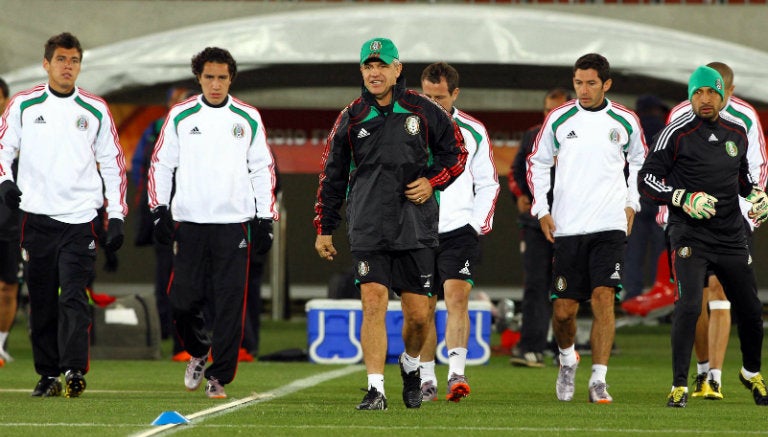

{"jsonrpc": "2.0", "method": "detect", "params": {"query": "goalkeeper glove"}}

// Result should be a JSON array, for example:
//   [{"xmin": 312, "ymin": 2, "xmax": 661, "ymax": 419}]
[
  {"xmin": 104, "ymin": 218, "xmax": 124, "ymax": 251},
  {"xmin": 152, "ymin": 206, "xmax": 174, "ymax": 245},
  {"xmin": 672, "ymin": 189, "xmax": 717, "ymax": 219},
  {"xmin": 0, "ymin": 180, "xmax": 22, "ymax": 210},
  {"xmin": 252, "ymin": 218, "xmax": 274, "ymax": 255},
  {"xmin": 746, "ymin": 187, "xmax": 768, "ymax": 224}
]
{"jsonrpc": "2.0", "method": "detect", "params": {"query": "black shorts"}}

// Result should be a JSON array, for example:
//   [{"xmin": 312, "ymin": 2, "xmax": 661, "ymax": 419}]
[
  {"xmin": 435, "ymin": 224, "xmax": 479, "ymax": 293},
  {"xmin": 0, "ymin": 239, "xmax": 20, "ymax": 283},
  {"xmin": 351, "ymin": 248, "xmax": 435, "ymax": 296},
  {"xmin": 551, "ymin": 230, "xmax": 625, "ymax": 302}
]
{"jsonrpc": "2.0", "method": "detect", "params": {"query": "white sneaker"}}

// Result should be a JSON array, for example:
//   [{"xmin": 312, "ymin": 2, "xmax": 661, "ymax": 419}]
[
  {"xmin": 205, "ymin": 377, "xmax": 227, "ymax": 399},
  {"xmin": 588, "ymin": 381, "xmax": 613, "ymax": 404},
  {"xmin": 0, "ymin": 348, "xmax": 14, "ymax": 363},
  {"xmin": 184, "ymin": 353, "xmax": 208, "ymax": 391},
  {"xmin": 556, "ymin": 352, "xmax": 580, "ymax": 401}
]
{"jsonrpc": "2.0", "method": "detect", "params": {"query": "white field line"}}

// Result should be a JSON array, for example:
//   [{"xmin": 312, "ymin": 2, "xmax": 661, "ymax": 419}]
[{"xmin": 130, "ymin": 364, "xmax": 362, "ymax": 437}]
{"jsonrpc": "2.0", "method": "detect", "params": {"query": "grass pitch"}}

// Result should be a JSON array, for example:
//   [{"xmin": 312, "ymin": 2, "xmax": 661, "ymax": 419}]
[{"xmin": 0, "ymin": 315, "xmax": 766, "ymax": 437}]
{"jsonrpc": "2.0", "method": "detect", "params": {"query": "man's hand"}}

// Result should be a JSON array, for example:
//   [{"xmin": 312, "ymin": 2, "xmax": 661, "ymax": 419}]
[
  {"xmin": 104, "ymin": 218, "xmax": 124, "ymax": 251},
  {"xmin": 315, "ymin": 234, "xmax": 337, "ymax": 261},
  {"xmin": 0, "ymin": 180, "xmax": 22, "ymax": 210},
  {"xmin": 405, "ymin": 177, "xmax": 433, "ymax": 205},
  {"xmin": 625, "ymin": 207, "xmax": 636, "ymax": 236},
  {"xmin": 516, "ymin": 195, "xmax": 531, "ymax": 215},
  {"xmin": 152, "ymin": 206, "xmax": 174, "ymax": 245},
  {"xmin": 746, "ymin": 187, "xmax": 768, "ymax": 224},
  {"xmin": 672, "ymin": 189, "xmax": 717, "ymax": 219},
  {"xmin": 539, "ymin": 214, "xmax": 556, "ymax": 243},
  {"xmin": 252, "ymin": 218, "xmax": 274, "ymax": 255}
]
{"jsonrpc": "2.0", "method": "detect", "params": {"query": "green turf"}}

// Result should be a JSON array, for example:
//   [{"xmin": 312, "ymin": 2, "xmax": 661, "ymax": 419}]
[{"xmin": 0, "ymin": 316, "xmax": 766, "ymax": 437}]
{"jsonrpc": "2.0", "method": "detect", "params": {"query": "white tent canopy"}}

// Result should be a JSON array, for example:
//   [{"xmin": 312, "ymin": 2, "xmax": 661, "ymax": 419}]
[{"xmin": 5, "ymin": 4, "xmax": 768, "ymax": 106}]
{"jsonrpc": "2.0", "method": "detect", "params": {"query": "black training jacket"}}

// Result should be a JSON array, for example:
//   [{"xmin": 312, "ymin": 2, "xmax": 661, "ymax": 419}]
[
  {"xmin": 314, "ymin": 77, "xmax": 467, "ymax": 251},
  {"xmin": 638, "ymin": 110, "xmax": 754, "ymax": 251}
]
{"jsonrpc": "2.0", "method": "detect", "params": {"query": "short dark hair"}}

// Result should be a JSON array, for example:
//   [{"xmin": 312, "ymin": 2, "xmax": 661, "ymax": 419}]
[
  {"xmin": 44, "ymin": 32, "xmax": 82, "ymax": 62},
  {"xmin": 0, "ymin": 77, "xmax": 8, "ymax": 100},
  {"xmin": 574, "ymin": 53, "xmax": 610, "ymax": 83},
  {"xmin": 707, "ymin": 61, "xmax": 734, "ymax": 89},
  {"xmin": 546, "ymin": 87, "xmax": 572, "ymax": 102},
  {"xmin": 191, "ymin": 47, "xmax": 237, "ymax": 81},
  {"xmin": 420, "ymin": 62, "xmax": 460, "ymax": 94}
]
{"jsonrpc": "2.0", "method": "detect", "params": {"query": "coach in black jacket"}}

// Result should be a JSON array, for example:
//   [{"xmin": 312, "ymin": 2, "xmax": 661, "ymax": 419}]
[
  {"xmin": 639, "ymin": 65, "xmax": 768, "ymax": 408},
  {"xmin": 314, "ymin": 37, "xmax": 466, "ymax": 410}
]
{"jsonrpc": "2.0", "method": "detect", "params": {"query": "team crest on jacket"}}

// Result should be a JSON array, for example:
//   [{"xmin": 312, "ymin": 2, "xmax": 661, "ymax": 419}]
[
  {"xmin": 725, "ymin": 141, "xmax": 737, "ymax": 157},
  {"xmin": 404, "ymin": 115, "xmax": 420, "ymax": 135},
  {"xmin": 608, "ymin": 128, "xmax": 621, "ymax": 145},
  {"xmin": 678, "ymin": 247, "xmax": 692, "ymax": 258},
  {"xmin": 76, "ymin": 116, "xmax": 88, "ymax": 131},
  {"xmin": 232, "ymin": 124, "xmax": 245, "ymax": 139},
  {"xmin": 357, "ymin": 261, "xmax": 370, "ymax": 277}
]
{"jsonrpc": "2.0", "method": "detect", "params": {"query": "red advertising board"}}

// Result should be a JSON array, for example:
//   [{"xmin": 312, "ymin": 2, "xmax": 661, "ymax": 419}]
[{"xmin": 260, "ymin": 108, "xmax": 541, "ymax": 175}]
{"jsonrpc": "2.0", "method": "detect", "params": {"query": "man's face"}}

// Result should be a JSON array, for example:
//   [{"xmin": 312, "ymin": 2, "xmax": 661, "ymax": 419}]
[
  {"xmin": 360, "ymin": 60, "xmax": 402, "ymax": 105},
  {"xmin": 421, "ymin": 78, "xmax": 458, "ymax": 113},
  {"xmin": 573, "ymin": 68, "xmax": 611, "ymax": 109},
  {"xmin": 0, "ymin": 92, "xmax": 8, "ymax": 114},
  {"xmin": 543, "ymin": 95, "xmax": 568, "ymax": 117},
  {"xmin": 43, "ymin": 47, "xmax": 81, "ymax": 94},
  {"xmin": 198, "ymin": 62, "xmax": 231, "ymax": 106},
  {"xmin": 691, "ymin": 87, "xmax": 723, "ymax": 121}
]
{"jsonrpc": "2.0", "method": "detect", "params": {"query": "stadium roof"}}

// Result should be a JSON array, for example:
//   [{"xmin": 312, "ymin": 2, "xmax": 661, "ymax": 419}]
[{"xmin": 4, "ymin": 4, "xmax": 768, "ymax": 108}]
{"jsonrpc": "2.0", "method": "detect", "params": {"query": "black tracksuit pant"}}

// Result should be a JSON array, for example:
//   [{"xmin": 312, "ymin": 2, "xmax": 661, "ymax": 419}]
[
  {"xmin": 517, "ymin": 225, "xmax": 554, "ymax": 354},
  {"xmin": 170, "ymin": 222, "xmax": 249, "ymax": 385},
  {"xmin": 23, "ymin": 213, "xmax": 97, "ymax": 377},
  {"xmin": 671, "ymin": 244, "xmax": 763, "ymax": 387}
]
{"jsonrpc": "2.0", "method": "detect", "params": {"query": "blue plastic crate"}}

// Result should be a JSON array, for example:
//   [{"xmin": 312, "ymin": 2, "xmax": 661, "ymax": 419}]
[{"xmin": 306, "ymin": 299, "xmax": 491, "ymax": 365}]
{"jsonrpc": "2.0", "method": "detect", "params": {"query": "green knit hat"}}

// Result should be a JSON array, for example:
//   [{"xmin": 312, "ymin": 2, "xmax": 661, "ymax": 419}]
[
  {"xmin": 360, "ymin": 38, "xmax": 399, "ymax": 65},
  {"xmin": 688, "ymin": 65, "xmax": 724, "ymax": 101}
]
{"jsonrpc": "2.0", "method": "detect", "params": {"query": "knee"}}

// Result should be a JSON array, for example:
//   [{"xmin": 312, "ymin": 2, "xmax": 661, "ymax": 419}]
[{"xmin": 552, "ymin": 305, "xmax": 576, "ymax": 325}]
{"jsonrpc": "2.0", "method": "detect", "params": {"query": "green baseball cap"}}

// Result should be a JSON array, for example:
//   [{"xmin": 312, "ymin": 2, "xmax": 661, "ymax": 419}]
[
  {"xmin": 360, "ymin": 38, "xmax": 399, "ymax": 65},
  {"xmin": 688, "ymin": 65, "xmax": 724, "ymax": 101}
]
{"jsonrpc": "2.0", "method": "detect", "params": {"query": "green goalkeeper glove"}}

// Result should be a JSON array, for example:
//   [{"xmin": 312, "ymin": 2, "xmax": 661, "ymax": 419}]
[
  {"xmin": 746, "ymin": 187, "xmax": 768, "ymax": 224},
  {"xmin": 672, "ymin": 189, "xmax": 717, "ymax": 219}
]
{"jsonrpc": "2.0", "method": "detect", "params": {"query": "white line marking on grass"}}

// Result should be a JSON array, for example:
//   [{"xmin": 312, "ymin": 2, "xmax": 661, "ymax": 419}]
[
  {"xmin": 135, "ymin": 424, "xmax": 768, "ymax": 435},
  {"xmin": 130, "ymin": 365, "xmax": 362, "ymax": 437}
]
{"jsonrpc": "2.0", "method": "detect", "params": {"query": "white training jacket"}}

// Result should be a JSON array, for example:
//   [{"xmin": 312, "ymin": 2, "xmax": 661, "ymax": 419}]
[
  {"xmin": 148, "ymin": 94, "xmax": 278, "ymax": 223},
  {"xmin": 0, "ymin": 84, "xmax": 128, "ymax": 224},
  {"xmin": 437, "ymin": 108, "xmax": 499, "ymax": 235},
  {"xmin": 527, "ymin": 98, "xmax": 647, "ymax": 237},
  {"xmin": 657, "ymin": 96, "xmax": 766, "ymax": 231}
]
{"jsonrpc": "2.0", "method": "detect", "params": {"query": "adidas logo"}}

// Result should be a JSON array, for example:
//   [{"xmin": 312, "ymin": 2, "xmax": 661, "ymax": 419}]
[
  {"xmin": 449, "ymin": 351, "xmax": 459, "ymax": 358},
  {"xmin": 189, "ymin": 126, "xmax": 202, "ymax": 135},
  {"xmin": 357, "ymin": 128, "xmax": 370, "ymax": 138},
  {"xmin": 238, "ymin": 238, "xmax": 247, "ymax": 249},
  {"xmin": 610, "ymin": 271, "xmax": 621, "ymax": 280},
  {"xmin": 708, "ymin": 133, "xmax": 718, "ymax": 142},
  {"xmin": 458, "ymin": 260, "xmax": 471, "ymax": 276},
  {"xmin": 423, "ymin": 279, "xmax": 431, "ymax": 288},
  {"xmin": 566, "ymin": 130, "xmax": 577, "ymax": 139},
  {"xmin": 34, "ymin": 115, "xmax": 46, "ymax": 124},
  {"xmin": 88, "ymin": 240, "xmax": 96, "ymax": 250}
]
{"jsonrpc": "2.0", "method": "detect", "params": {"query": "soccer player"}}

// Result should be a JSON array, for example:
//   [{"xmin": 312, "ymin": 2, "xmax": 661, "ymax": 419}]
[
  {"xmin": 664, "ymin": 61, "xmax": 766, "ymax": 401},
  {"xmin": 314, "ymin": 37, "xmax": 466, "ymax": 410},
  {"xmin": 148, "ymin": 47, "xmax": 278, "ymax": 399},
  {"xmin": 527, "ymin": 53, "xmax": 646, "ymax": 404},
  {"xmin": 508, "ymin": 87, "xmax": 570, "ymax": 368},
  {"xmin": 0, "ymin": 77, "xmax": 19, "ymax": 367},
  {"xmin": 639, "ymin": 65, "xmax": 768, "ymax": 408},
  {"xmin": 417, "ymin": 62, "xmax": 499, "ymax": 402},
  {"xmin": 0, "ymin": 33, "xmax": 128, "ymax": 397}
]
